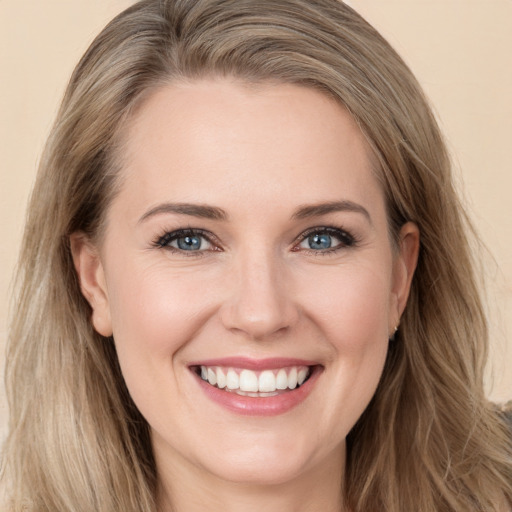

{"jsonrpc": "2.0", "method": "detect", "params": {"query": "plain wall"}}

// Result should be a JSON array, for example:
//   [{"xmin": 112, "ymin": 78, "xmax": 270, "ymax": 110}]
[{"xmin": 1, "ymin": 0, "xmax": 511, "ymax": 438}]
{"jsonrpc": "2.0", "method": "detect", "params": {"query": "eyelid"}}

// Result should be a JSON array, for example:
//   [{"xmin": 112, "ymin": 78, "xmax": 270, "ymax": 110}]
[
  {"xmin": 153, "ymin": 228, "xmax": 222, "ymax": 254},
  {"xmin": 152, "ymin": 225, "xmax": 358, "ymax": 255},
  {"xmin": 293, "ymin": 225, "xmax": 358, "ymax": 252}
]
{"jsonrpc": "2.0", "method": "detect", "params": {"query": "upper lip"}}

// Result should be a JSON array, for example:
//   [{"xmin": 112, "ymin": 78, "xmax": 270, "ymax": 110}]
[{"xmin": 188, "ymin": 356, "xmax": 320, "ymax": 371}]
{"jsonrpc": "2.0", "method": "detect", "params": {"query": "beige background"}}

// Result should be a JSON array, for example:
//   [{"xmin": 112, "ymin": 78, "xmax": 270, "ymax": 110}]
[{"xmin": 1, "ymin": 0, "xmax": 510, "ymax": 438}]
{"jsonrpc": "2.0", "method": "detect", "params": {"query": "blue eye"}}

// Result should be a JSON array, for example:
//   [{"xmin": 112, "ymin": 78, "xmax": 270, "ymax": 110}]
[
  {"xmin": 174, "ymin": 234, "xmax": 205, "ymax": 251},
  {"xmin": 155, "ymin": 229, "xmax": 213, "ymax": 252},
  {"xmin": 307, "ymin": 233, "xmax": 333, "ymax": 250},
  {"xmin": 297, "ymin": 227, "xmax": 355, "ymax": 252}
]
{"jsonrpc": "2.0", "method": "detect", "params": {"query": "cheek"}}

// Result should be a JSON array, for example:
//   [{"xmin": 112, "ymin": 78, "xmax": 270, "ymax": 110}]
[
  {"xmin": 103, "ymin": 262, "xmax": 220, "ymax": 425},
  {"xmin": 299, "ymin": 262, "xmax": 392, "ymax": 431},
  {"xmin": 297, "ymin": 259, "xmax": 394, "ymax": 348},
  {"xmin": 105, "ymin": 261, "xmax": 216, "ymax": 372}
]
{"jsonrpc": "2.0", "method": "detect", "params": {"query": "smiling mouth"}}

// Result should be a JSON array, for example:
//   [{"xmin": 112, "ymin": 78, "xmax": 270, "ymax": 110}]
[{"xmin": 192, "ymin": 365, "xmax": 314, "ymax": 397}]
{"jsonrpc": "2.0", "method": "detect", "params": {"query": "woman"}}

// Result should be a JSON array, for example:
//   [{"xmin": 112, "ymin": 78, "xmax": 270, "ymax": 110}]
[{"xmin": 2, "ymin": 0, "xmax": 511, "ymax": 510}]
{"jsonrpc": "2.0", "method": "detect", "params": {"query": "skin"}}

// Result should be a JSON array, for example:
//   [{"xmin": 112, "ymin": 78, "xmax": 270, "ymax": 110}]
[{"xmin": 72, "ymin": 80, "xmax": 419, "ymax": 512}]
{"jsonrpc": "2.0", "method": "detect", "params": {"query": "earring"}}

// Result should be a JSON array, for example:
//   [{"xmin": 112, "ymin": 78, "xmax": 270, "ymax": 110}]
[{"xmin": 390, "ymin": 325, "xmax": 398, "ymax": 341}]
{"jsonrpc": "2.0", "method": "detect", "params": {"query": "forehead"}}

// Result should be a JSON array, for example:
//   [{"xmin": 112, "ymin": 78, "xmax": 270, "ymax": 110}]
[{"xmin": 113, "ymin": 79, "xmax": 385, "ymax": 220}]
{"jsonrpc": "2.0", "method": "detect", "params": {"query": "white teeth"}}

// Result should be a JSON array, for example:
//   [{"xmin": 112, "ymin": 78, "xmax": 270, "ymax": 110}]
[
  {"xmin": 276, "ymin": 369, "xmax": 288, "ymax": 390},
  {"xmin": 298, "ymin": 367, "xmax": 308, "ymax": 386},
  {"xmin": 259, "ymin": 370, "xmax": 276, "ymax": 392},
  {"xmin": 216, "ymin": 367, "xmax": 226, "ymax": 389},
  {"xmin": 199, "ymin": 365, "xmax": 312, "ymax": 394},
  {"xmin": 239, "ymin": 369, "xmax": 259, "ymax": 392},
  {"xmin": 207, "ymin": 368, "xmax": 217, "ymax": 386},
  {"xmin": 226, "ymin": 369, "xmax": 239, "ymax": 390},
  {"xmin": 288, "ymin": 367, "xmax": 298, "ymax": 389}
]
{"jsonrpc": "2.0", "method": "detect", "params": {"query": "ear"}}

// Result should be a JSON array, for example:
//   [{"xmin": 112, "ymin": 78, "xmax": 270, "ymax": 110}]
[
  {"xmin": 69, "ymin": 233, "xmax": 113, "ymax": 337},
  {"xmin": 390, "ymin": 222, "xmax": 420, "ymax": 331}
]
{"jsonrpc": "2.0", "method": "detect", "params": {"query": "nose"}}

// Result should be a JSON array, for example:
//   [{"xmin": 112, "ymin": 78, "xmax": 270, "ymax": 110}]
[{"xmin": 220, "ymin": 250, "xmax": 299, "ymax": 341}]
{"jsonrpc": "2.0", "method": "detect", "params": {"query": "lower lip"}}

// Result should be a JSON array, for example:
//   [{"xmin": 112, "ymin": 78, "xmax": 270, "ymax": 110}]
[{"xmin": 192, "ymin": 366, "xmax": 322, "ymax": 416}]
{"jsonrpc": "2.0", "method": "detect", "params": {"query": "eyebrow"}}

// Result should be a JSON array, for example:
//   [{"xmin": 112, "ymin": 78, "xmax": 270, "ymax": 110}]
[
  {"xmin": 138, "ymin": 202, "xmax": 228, "ymax": 223},
  {"xmin": 292, "ymin": 200, "xmax": 372, "ymax": 224},
  {"xmin": 138, "ymin": 200, "xmax": 371, "ymax": 224}
]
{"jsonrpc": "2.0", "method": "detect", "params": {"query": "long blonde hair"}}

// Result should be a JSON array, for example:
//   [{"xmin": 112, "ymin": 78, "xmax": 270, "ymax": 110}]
[{"xmin": 2, "ymin": 1, "xmax": 511, "ymax": 510}]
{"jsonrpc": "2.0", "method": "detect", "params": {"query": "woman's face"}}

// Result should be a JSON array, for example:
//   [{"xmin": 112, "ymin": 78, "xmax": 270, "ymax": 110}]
[{"xmin": 74, "ymin": 80, "xmax": 418, "ymax": 487}]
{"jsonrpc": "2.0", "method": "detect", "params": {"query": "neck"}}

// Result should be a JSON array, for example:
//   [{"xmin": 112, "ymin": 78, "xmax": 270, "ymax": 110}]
[{"xmin": 155, "ymin": 443, "xmax": 347, "ymax": 512}]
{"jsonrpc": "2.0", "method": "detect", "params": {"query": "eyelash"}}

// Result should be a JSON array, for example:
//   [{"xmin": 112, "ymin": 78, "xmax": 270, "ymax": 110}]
[
  {"xmin": 152, "ymin": 228, "xmax": 218, "ymax": 256},
  {"xmin": 293, "ymin": 226, "xmax": 358, "ymax": 254},
  {"xmin": 152, "ymin": 225, "xmax": 358, "ymax": 256}
]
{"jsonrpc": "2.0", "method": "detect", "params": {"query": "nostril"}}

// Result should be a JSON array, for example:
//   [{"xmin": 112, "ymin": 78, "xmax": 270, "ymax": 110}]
[
  {"xmin": 216, "ymin": 260, "xmax": 301, "ymax": 341},
  {"xmin": 219, "ymin": 293, "xmax": 299, "ymax": 340}
]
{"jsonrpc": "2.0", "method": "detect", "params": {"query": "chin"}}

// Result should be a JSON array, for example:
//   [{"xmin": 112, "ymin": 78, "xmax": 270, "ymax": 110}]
[
  {"xmin": 207, "ymin": 454, "xmax": 311, "ymax": 486},
  {"xmin": 197, "ymin": 433, "xmax": 330, "ymax": 486}
]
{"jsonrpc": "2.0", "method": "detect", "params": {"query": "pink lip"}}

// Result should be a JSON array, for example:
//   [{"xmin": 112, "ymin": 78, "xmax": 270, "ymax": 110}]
[
  {"xmin": 190, "ymin": 360, "xmax": 322, "ymax": 417},
  {"xmin": 188, "ymin": 356, "xmax": 318, "ymax": 371}
]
